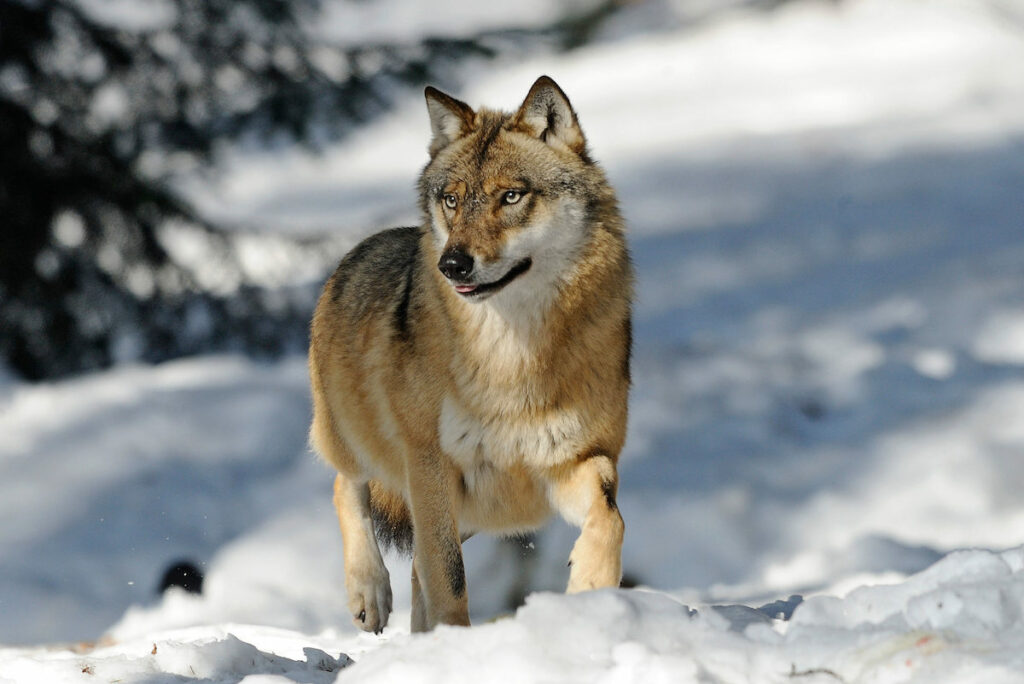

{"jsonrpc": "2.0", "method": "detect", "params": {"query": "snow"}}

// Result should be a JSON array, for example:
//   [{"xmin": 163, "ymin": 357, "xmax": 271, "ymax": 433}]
[
  {"xmin": 72, "ymin": 0, "xmax": 179, "ymax": 32},
  {"xmin": 5, "ymin": 552, "xmax": 1024, "ymax": 682},
  {"xmin": 338, "ymin": 554, "xmax": 1024, "ymax": 682},
  {"xmin": 0, "ymin": 626, "xmax": 349, "ymax": 684},
  {"xmin": 974, "ymin": 310, "xmax": 1024, "ymax": 365},
  {"xmin": 308, "ymin": 0, "xmax": 606, "ymax": 46},
  {"xmin": 5, "ymin": 0, "xmax": 1024, "ymax": 681}
]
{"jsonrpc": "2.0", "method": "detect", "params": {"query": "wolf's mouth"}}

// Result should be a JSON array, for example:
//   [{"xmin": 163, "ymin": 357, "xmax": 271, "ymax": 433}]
[{"xmin": 453, "ymin": 258, "xmax": 532, "ymax": 298}]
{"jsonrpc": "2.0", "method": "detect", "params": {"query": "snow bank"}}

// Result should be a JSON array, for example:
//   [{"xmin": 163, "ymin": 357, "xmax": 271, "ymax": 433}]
[
  {"xmin": 338, "ymin": 548, "xmax": 1024, "ymax": 683},
  {"xmin": 0, "ymin": 627, "xmax": 349, "ymax": 684},
  {"xmin": 5, "ymin": 547, "xmax": 1023, "ymax": 683},
  {"xmin": 784, "ymin": 547, "xmax": 1024, "ymax": 683}
]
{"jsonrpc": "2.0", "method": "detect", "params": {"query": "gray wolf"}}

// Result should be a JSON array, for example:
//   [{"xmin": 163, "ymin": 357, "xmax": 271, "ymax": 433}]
[{"xmin": 308, "ymin": 75, "xmax": 632, "ymax": 633}]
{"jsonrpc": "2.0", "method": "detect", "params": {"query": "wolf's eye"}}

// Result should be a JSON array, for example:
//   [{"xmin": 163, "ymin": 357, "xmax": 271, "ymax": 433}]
[
  {"xmin": 502, "ymin": 190, "xmax": 523, "ymax": 205},
  {"xmin": 443, "ymin": 194, "xmax": 458, "ymax": 209}
]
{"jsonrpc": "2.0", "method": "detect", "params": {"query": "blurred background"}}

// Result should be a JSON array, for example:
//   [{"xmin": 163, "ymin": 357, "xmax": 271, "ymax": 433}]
[{"xmin": 2, "ymin": 0, "xmax": 1024, "ymax": 647}]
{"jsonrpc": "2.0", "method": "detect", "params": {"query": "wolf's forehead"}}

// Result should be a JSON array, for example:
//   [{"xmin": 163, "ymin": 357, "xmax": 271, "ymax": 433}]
[
  {"xmin": 446, "ymin": 138, "xmax": 547, "ymax": 184},
  {"xmin": 458, "ymin": 126, "xmax": 525, "ymax": 172},
  {"xmin": 422, "ymin": 109, "xmax": 568, "ymax": 194}
]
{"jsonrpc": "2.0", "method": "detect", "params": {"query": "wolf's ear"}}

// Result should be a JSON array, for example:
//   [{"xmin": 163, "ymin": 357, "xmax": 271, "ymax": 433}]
[
  {"xmin": 425, "ymin": 86, "xmax": 475, "ymax": 156},
  {"xmin": 511, "ymin": 76, "xmax": 586, "ymax": 156}
]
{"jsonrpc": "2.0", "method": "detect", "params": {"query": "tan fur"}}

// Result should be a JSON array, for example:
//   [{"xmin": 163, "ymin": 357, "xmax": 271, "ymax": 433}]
[{"xmin": 309, "ymin": 76, "xmax": 632, "ymax": 633}]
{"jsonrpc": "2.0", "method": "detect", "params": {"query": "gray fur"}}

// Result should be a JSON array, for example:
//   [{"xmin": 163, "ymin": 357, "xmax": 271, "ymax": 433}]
[{"xmin": 328, "ymin": 226, "xmax": 423, "ymax": 336}]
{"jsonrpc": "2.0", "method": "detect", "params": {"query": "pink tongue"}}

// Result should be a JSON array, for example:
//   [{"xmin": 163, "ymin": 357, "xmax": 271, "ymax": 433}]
[{"xmin": 455, "ymin": 284, "xmax": 477, "ymax": 294}]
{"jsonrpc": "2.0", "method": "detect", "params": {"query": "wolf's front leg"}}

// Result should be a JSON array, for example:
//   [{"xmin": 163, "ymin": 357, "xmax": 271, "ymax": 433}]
[
  {"xmin": 406, "ymin": 450, "xmax": 469, "ymax": 630},
  {"xmin": 333, "ymin": 474, "xmax": 392, "ymax": 633},
  {"xmin": 550, "ymin": 453, "xmax": 624, "ymax": 592}
]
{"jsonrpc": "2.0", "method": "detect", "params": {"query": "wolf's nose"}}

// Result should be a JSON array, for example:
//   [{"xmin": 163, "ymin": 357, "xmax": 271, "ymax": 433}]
[{"xmin": 438, "ymin": 249, "xmax": 474, "ymax": 280}]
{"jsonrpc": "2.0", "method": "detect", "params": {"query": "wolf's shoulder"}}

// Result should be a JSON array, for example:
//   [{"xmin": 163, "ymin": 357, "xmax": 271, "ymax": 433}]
[
  {"xmin": 339, "ymin": 226, "xmax": 422, "ymax": 271},
  {"xmin": 328, "ymin": 225, "xmax": 420, "ymax": 287}
]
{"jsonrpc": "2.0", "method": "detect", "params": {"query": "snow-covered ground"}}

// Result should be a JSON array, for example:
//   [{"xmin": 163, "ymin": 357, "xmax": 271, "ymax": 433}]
[
  {"xmin": 4, "ymin": 0, "xmax": 1024, "ymax": 681},
  {"xmin": 7, "ymin": 548, "xmax": 1024, "ymax": 682}
]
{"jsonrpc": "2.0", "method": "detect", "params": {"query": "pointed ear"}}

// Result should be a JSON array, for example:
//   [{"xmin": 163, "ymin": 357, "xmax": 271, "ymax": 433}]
[
  {"xmin": 425, "ymin": 86, "xmax": 475, "ymax": 156},
  {"xmin": 511, "ymin": 76, "xmax": 586, "ymax": 156}
]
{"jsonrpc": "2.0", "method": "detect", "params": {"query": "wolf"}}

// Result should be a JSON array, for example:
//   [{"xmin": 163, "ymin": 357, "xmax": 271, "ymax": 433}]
[{"xmin": 308, "ymin": 75, "xmax": 632, "ymax": 633}]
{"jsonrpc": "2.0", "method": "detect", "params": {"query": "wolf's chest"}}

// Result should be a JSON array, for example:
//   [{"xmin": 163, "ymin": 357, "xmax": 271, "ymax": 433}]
[{"xmin": 438, "ymin": 395, "xmax": 587, "ymax": 471}]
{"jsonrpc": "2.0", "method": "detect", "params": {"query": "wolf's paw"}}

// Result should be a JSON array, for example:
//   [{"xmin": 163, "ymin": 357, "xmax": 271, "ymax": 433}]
[{"xmin": 346, "ymin": 561, "xmax": 392, "ymax": 633}]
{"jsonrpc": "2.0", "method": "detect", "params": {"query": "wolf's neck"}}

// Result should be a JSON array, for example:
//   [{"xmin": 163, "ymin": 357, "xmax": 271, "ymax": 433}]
[
  {"xmin": 443, "ymin": 297, "xmax": 563, "ymax": 418},
  {"xmin": 453, "ymin": 290, "xmax": 558, "ymax": 367}
]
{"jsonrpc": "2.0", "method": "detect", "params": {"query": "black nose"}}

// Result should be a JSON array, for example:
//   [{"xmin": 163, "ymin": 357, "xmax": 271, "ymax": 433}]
[{"xmin": 438, "ymin": 248, "xmax": 474, "ymax": 280}]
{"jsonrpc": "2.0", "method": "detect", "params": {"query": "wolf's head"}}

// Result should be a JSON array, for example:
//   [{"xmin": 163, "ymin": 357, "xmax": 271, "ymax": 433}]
[{"xmin": 419, "ymin": 76, "xmax": 613, "ymax": 305}]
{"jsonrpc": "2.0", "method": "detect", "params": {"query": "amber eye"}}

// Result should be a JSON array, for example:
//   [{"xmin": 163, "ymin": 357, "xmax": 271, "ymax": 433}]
[
  {"xmin": 443, "ymin": 193, "xmax": 458, "ymax": 209},
  {"xmin": 502, "ymin": 190, "xmax": 523, "ymax": 205}
]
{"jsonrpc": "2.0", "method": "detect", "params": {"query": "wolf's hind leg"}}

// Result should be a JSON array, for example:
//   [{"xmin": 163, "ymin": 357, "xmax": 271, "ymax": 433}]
[
  {"xmin": 410, "ymin": 563, "xmax": 428, "ymax": 633},
  {"xmin": 334, "ymin": 474, "xmax": 393, "ymax": 633},
  {"xmin": 550, "ymin": 453, "xmax": 624, "ymax": 592}
]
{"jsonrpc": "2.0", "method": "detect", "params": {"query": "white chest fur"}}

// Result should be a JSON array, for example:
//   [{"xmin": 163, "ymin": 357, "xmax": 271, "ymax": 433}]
[{"xmin": 439, "ymin": 395, "xmax": 587, "ymax": 472}]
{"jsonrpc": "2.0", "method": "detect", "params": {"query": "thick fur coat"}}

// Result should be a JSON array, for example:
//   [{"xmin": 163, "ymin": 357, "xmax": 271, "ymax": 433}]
[{"xmin": 308, "ymin": 76, "xmax": 632, "ymax": 633}]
